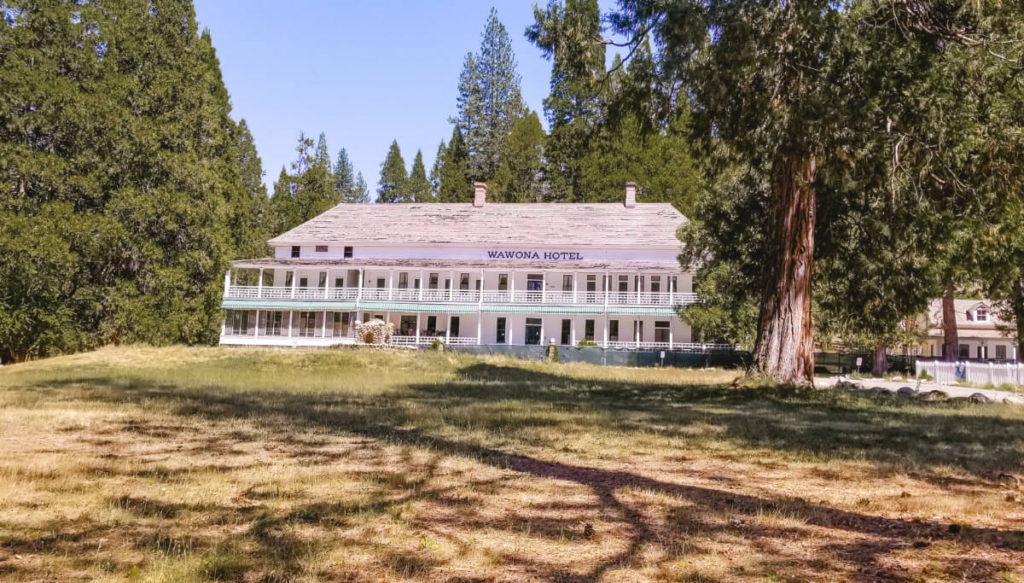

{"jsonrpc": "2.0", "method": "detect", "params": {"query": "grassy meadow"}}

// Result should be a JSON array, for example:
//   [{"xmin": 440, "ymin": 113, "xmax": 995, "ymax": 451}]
[{"xmin": 1, "ymin": 346, "xmax": 1023, "ymax": 582}]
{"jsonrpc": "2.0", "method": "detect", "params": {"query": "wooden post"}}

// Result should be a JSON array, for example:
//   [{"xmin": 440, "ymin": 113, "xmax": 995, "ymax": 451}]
[
  {"xmin": 257, "ymin": 268, "xmax": 264, "ymax": 299},
  {"xmin": 476, "ymin": 315, "xmax": 482, "ymax": 345},
  {"xmin": 290, "ymin": 270, "xmax": 297, "ymax": 299},
  {"xmin": 415, "ymin": 313, "xmax": 421, "ymax": 345},
  {"xmin": 388, "ymin": 270, "xmax": 394, "ymax": 300},
  {"xmin": 446, "ymin": 314, "xmax": 451, "ymax": 345},
  {"xmin": 418, "ymin": 270, "xmax": 425, "ymax": 301},
  {"xmin": 357, "ymin": 269, "xmax": 363, "ymax": 301}
]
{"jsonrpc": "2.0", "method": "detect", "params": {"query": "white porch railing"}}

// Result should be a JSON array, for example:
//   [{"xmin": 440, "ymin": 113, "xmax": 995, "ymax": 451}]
[
  {"xmin": 392, "ymin": 336, "xmax": 478, "ymax": 346},
  {"xmin": 915, "ymin": 360, "xmax": 1024, "ymax": 386},
  {"xmin": 225, "ymin": 285, "xmax": 701, "ymax": 307},
  {"xmin": 603, "ymin": 341, "xmax": 733, "ymax": 352}
]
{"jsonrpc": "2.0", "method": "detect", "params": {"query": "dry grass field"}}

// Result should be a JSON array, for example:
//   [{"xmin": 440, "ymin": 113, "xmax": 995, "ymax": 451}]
[{"xmin": 1, "ymin": 346, "xmax": 1023, "ymax": 582}]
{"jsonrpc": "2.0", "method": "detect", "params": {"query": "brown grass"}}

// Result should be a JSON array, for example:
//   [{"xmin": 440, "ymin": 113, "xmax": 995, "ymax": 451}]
[{"xmin": 1, "ymin": 345, "xmax": 1023, "ymax": 582}]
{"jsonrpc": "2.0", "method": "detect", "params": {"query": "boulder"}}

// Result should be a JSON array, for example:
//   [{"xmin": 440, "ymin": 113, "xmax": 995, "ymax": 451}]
[
  {"xmin": 968, "ymin": 392, "xmax": 992, "ymax": 404},
  {"xmin": 896, "ymin": 386, "xmax": 917, "ymax": 397},
  {"xmin": 920, "ymin": 390, "xmax": 949, "ymax": 401}
]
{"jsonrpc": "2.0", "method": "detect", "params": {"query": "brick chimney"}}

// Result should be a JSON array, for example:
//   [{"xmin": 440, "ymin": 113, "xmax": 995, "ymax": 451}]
[
  {"xmin": 624, "ymin": 182, "xmax": 637, "ymax": 208},
  {"xmin": 473, "ymin": 182, "xmax": 487, "ymax": 208}
]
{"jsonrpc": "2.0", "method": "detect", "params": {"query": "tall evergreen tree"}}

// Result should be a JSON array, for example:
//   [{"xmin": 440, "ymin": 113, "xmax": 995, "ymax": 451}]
[
  {"xmin": 353, "ymin": 172, "xmax": 370, "ymax": 204},
  {"xmin": 314, "ymin": 132, "xmax": 332, "ymax": 171},
  {"xmin": 454, "ymin": 8, "xmax": 525, "ymax": 183},
  {"xmin": 435, "ymin": 127, "xmax": 473, "ymax": 202},
  {"xmin": 228, "ymin": 119, "xmax": 270, "ymax": 258},
  {"xmin": 527, "ymin": 0, "xmax": 604, "ymax": 201},
  {"xmin": 490, "ymin": 110, "xmax": 546, "ymax": 202},
  {"xmin": 377, "ymin": 140, "xmax": 409, "ymax": 203},
  {"xmin": 407, "ymin": 149, "xmax": 432, "ymax": 203},
  {"xmin": 0, "ymin": 1, "xmax": 255, "ymax": 360},
  {"xmin": 333, "ymin": 147, "xmax": 356, "ymax": 201},
  {"xmin": 270, "ymin": 132, "xmax": 339, "ymax": 231}
]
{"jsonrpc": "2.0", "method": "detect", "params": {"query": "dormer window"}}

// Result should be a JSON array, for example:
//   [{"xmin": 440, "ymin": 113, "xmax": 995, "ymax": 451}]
[
  {"xmin": 291, "ymin": 245, "xmax": 300, "ymax": 258},
  {"xmin": 976, "ymin": 308, "xmax": 988, "ymax": 322}
]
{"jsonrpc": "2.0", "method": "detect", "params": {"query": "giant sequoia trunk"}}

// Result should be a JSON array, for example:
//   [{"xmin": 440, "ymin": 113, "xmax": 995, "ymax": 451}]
[
  {"xmin": 941, "ymin": 281, "xmax": 959, "ymax": 361},
  {"xmin": 1010, "ymin": 279, "xmax": 1024, "ymax": 363},
  {"xmin": 872, "ymin": 342, "xmax": 888, "ymax": 377},
  {"xmin": 750, "ymin": 155, "xmax": 817, "ymax": 386}
]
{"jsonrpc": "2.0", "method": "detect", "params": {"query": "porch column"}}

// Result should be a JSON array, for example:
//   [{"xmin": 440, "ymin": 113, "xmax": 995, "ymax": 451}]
[
  {"xmin": 541, "ymin": 273, "xmax": 546, "ymax": 304},
  {"xmin": 636, "ymin": 276, "xmax": 641, "ymax": 304},
  {"xmin": 635, "ymin": 319, "xmax": 640, "ymax": 348},
  {"xmin": 476, "ymin": 315, "xmax": 482, "ymax": 345},
  {"xmin": 603, "ymin": 315, "xmax": 609, "ymax": 348},
  {"xmin": 479, "ymin": 269, "xmax": 485, "ymax": 302},
  {"xmin": 510, "ymin": 270, "xmax": 516, "ymax": 302},
  {"xmin": 508, "ymin": 315, "xmax": 513, "ymax": 345},
  {"xmin": 669, "ymin": 275, "xmax": 674, "ymax": 305},
  {"xmin": 572, "ymin": 272, "xmax": 578, "ymax": 303},
  {"xmin": 418, "ymin": 270, "xmax": 425, "ymax": 301},
  {"xmin": 540, "ymin": 318, "xmax": 546, "ymax": 346},
  {"xmin": 223, "ymin": 270, "xmax": 231, "ymax": 295},
  {"xmin": 669, "ymin": 320, "xmax": 674, "ymax": 350},
  {"xmin": 415, "ymin": 314, "xmax": 421, "ymax": 345},
  {"xmin": 257, "ymin": 268, "xmax": 264, "ymax": 299},
  {"xmin": 449, "ymin": 270, "xmax": 455, "ymax": 301},
  {"xmin": 288, "ymin": 311, "xmax": 293, "ymax": 337},
  {"xmin": 446, "ymin": 314, "xmax": 451, "ymax": 344},
  {"xmin": 571, "ymin": 317, "xmax": 576, "ymax": 345},
  {"xmin": 221, "ymin": 314, "xmax": 226, "ymax": 337},
  {"xmin": 604, "ymin": 271, "xmax": 610, "ymax": 307},
  {"xmin": 357, "ymin": 269, "xmax": 364, "ymax": 300},
  {"xmin": 322, "ymin": 310, "xmax": 327, "ymax": 338},
  {"xmin": 388, "ymin": 270, "xmax": 395, "ymax": 300},
  {"xmin": 254, "ymin": 310, "xmax": 260, "ymax": 337},
  {"xmin": 324, "ymin": 270, "xmax": 330, "ymax": 299}
]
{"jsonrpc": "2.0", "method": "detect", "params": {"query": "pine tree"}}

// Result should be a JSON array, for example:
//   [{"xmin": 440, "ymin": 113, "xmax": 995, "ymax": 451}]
[
  {"xmin": 377, "ymin": 140, "xmax": 409, "ymax": 203},
  {"xmin": 490, "ymin": 110, "xmax": 546, "ymax": 202},
  {"xmin": 228, "ymin": 118, "xmax": 270, "ymax": 257},
  {"xmin": 527, "ymin": 0, "xmax": 604, "ymax": 201},
  {"xmin": 407, "ymin": 150, "xmax": 431, "ymax": 203},
  {"xmin": 0, "ymin": 1, "xmax": 256, "ymax": 359},
  {"xmin": 454, "ymin": 8, "xmax": 525, "ymax": 183},
  {"xmin": 314, "ymin": 132, "xmax": 332, "ymax": 171},
  {"xmin": 334, "ymin": 147, "xmax": 356, "ymax": 201},
  {"xmin": 353, "ymin": 172, "xmax": 370, "ymax": 204},
  {"xmin": 435, "ymin": 127, "xmax": 472, "ymax": 202}
]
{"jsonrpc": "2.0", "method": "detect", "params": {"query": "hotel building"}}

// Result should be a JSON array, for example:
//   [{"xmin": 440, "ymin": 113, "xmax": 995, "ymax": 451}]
[{"xmin": 220, "ymin": 183, "xmax": 717, "ymax": 351}]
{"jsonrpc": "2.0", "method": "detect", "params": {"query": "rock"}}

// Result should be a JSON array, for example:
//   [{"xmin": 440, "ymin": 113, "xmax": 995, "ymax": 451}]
[
  {"xmin": 870, "ymin": 386, "xmax": 888, "ymax": 393},
  {"xmin": 997, "ymin": 473, "xmax": 1021, "ymax": 490},
  {"xmin": 968, "ymin": 392, "xmax": 992, "ymax": 404},
  {"xmin": 920, "ymin": 390, "xmax": 949, "ymax": 401},
  {"xmin": 896, "ymin": 386, "xmax": 917, "ymax": 397}
]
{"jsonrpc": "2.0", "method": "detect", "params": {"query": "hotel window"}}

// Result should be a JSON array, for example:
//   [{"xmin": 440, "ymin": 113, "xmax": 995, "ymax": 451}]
[
  {"xmin": 451, "ymin": 317, "xmax": 460, "ymax": 337},
  {"xmin": 299, "ymin": 276, "xmax": 308, "ymax": 288},
  {"xmin": 650, "ymin": 276, "xmax": 661, "ymax": 293},
  {"xmin": 343, "ymin": 246, "xmax": 353, "ymax": 258},
  {"xmin": 376, "ymin": 278, "xmax": 385, "ymax": 288},
  {"xmin": 318, "ymin": 272, "xmax": 327, "ymax": 288},
  {"xmin": 315, "ymin": 245, "xmax": 328, "ymax": 253},
  {"xmin": 333, "ymin": 312, "xmax": 350, "ymax": 336},
  {"xmin": 291, "ymin": 246, "xmax": 300, "ymax": 258},
  {"xmin": 655, "ymin": 321, "xmax": 670, "ymax": 343},
  {"xmin": 561, "ymin": 319, "xmax": 571, "ymax": 345},
  {"xmin": 996, "ymin": 345, "xmax": 1007, "ymax": 360},
  {"xmin": 496, "ymin": 317, "xmax": 506, "ymax": 343},
  {"xmin": 976, "ymin": 308, "xmax": 988, "ymax": 322},
  {"xmin": 618, "ymin": 275, "xmax": 629, "ymax": 292},
  {"xmin": 398, "ymin": 272, "xmax": 409, "ymax": 289},
  {"xmin": 460, "ymin": 273, "xmax": 470, "ymax": 290},
  {"xmin": 498, "ymin": 274, "xmax": 508, "ymax": 291},
  {"xmin": 299, "ymin": 312, "xmax": 317, "ymax": 337},
  {"xmin": 584, "ymin": 320, "xmax": 595, "ymax": 342},
  {"xmin": 562, "ymin": 275, "xmax": 573, "ymax": 292},
  {"xmin": 609, "ymin": 320, "xmax": 619, "ymax": 341},
  {"xmin": 526, "ymin": 274, "xmax": 543, "ymax": 291},
  {"xmin": 959, "ymin": 344, "xmax": 970, "ymax": 359},
  {"xmin": 335, "ymin": 277, "xmax": 344, "ymax": 288},
  {"xmin": 230, "ymin": 311, "xmax": 250, "ymax": 335},
  {"xmin": 429, "ymin": 273, "xmax": 439, "ymax": 289},
  {"xmin": 586, "ymin": 275, "xmax": 597, "ymax": 302},
  {"xmin": 426, "ymin": 316, "xmax": 437, "ymax": 334},
  {"xmin": 400, "ymin": 316, "xmax": 417, "ymax": 336},
  {"xmin": 265, "ymin": 311, "xmax": 283, "ymax": 336}
]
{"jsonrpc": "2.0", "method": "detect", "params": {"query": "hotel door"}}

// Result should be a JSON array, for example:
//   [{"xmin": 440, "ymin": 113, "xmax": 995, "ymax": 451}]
[{"xmin": 525, "ymin": 318, "xmax": 542, "ymax": 345}]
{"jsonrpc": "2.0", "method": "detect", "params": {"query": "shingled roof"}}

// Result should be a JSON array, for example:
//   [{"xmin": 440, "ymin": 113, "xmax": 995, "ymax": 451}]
[{"xmin": 268, "ymin": 203, "xmax": 687, "ymax": 248}]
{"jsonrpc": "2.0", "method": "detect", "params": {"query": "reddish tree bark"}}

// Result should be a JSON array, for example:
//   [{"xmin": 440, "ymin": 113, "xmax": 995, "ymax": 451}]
[
  {"xmin": 750, "ymin": 155, "xmax": 817, "ymax": 386},
  {"xmin": 872, "ymin": 342, "xmax": 888, "ymax": 377},
  {"xmin": 941, "ymin": 280, "xmax": 959, "ymax": 361}
]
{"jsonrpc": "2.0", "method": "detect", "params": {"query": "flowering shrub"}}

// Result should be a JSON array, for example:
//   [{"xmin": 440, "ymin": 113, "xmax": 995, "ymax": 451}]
[{"xmin": 354, "ymin": 320, "xmax": 394, "ymax": 345}]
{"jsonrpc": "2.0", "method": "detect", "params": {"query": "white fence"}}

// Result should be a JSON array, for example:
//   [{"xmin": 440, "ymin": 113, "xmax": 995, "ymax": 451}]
[{"xmin": 915, "ymin": 360, "xmax": 1024, "ymax": 387}]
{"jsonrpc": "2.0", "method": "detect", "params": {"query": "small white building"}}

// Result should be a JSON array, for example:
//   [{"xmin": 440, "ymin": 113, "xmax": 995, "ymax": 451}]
[
  {"xmin": 219, "ymin": 183, "xmax": 719, "ymax": 351},
  {"xmin": 916, "ymin": 298, "xmax": 1018, "ymax": 361}
]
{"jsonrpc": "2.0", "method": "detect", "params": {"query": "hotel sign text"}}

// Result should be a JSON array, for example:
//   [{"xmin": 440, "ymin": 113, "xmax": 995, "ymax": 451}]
[{"xmin": 486, "ymin": 250, "xmax": 584, "ymax": 261}]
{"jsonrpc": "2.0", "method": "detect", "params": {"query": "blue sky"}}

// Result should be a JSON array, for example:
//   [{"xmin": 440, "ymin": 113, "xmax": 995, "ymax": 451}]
[{"xmin": 194, "ymin": 1, "xmax": 614, "ymax": 197}]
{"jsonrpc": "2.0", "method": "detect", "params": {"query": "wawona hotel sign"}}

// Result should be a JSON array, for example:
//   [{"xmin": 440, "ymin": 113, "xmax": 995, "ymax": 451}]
[{"xmin": 486, "ymin": 250, "xmax": 584, "ymax": 261}]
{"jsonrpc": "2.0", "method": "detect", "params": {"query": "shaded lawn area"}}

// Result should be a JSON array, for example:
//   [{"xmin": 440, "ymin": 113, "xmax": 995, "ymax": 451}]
[{"xmin": 1, "ymin": 347, "xmax": 1023, "ymax": 582}]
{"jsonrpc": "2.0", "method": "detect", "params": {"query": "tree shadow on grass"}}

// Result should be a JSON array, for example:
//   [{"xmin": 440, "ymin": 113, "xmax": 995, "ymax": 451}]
[{"xmin": 15, "ymin": 366, "xmax": 1024, "ymax": 581}]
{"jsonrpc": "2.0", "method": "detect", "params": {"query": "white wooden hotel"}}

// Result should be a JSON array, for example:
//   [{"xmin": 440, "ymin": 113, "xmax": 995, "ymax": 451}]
[{"xmin": 220, "ymin": 183, "xmax": 716, "ymax": 351}]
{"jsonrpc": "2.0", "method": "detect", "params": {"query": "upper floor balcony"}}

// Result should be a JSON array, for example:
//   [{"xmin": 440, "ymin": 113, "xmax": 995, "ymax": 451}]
[{"xmin": 223, "ymin": 284, "xmax": 700, "ymax": 307}]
